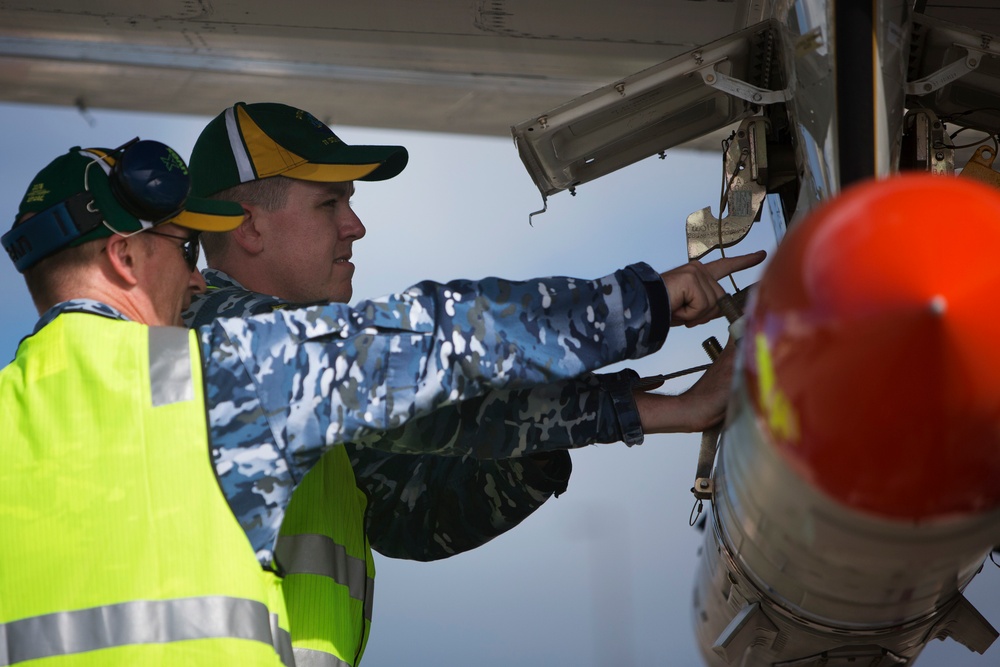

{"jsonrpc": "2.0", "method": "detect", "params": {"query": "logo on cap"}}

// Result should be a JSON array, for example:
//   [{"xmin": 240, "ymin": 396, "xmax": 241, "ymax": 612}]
[{"xmin": 24, "ymin": 183, "xmax": 51, "ymax": 204}]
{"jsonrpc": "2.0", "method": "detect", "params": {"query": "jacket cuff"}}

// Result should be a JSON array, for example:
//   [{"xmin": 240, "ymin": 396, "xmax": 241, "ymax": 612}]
[
  {"xmin": 524, "ymin": 450, "xmax": 573, "ymax": 497},
  {"xmin": 601, "ymin": 368, "xmax": 644, "ymax": 446},
  {"xmin": 625, "ymin": 262, "xmax": 670, "ymax": 353}
]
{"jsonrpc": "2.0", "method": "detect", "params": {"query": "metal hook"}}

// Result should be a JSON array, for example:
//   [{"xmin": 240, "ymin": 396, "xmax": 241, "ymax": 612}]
[
  {"xmin": 689, "ymin": 497, "xmax": 703, "ymax": 527},
  {"xmin": 528, "ymin": 196, "xmax": 548, "ymax": 227}
]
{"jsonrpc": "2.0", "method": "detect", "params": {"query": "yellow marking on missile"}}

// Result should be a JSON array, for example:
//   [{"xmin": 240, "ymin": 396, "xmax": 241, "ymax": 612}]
[{"xmin": 755, "ymin": 332, "xmax": 800, "ymax": 443}]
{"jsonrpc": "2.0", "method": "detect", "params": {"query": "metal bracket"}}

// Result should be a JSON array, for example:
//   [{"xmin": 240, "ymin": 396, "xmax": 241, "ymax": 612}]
[
  {"xmin": 712, "ymin": 602, "xmax": 779, "ymax": 663},
  {"xmin": 927, "ymin": 594, "xmax": 999, "ymax": 656},
  {"xmin": 905, "ymin": 45, "xmax": 987, "ymax": 96},
  {"xmin": 686, "ymin": 117, "xmax": 769, "ymax": 260},
  {"xmin": 959, "ymin": 145, "xmax": 1000, "ymax": 191},
  {"xmin": 699, "ymin": 63, "xmax": 791, "ymax": 105},
  {"xmin": 690, "ymin": 293, "xmax": 748, "ymax": 503},
  {"xmin": 900, "ymin": 109, "xmax": 955, "ymax": 175},
  {"xmin": 692, "ymin": 427, "xmax": 721, "ymax": 501}
]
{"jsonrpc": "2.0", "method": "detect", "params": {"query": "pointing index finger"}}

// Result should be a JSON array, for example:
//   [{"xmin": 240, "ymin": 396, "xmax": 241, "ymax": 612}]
[{"xmin": 703, "ymin": 250, "xmax": 767, "ymax": 280}]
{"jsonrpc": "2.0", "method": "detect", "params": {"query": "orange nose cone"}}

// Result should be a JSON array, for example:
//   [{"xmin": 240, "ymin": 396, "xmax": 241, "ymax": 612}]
[{"xmin": 744, "ymin": 174, "xmax": 1000, "ymax": 520}]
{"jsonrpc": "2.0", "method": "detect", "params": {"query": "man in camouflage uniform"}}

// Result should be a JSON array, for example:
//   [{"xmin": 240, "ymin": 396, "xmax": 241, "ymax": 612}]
[
  {"xmin": 3, "ymin": 137, "xmax": 755, "ymax": 665},
  {"xmin": 183, "ymin": 102, "xmax": 765, "ymax": 664}
]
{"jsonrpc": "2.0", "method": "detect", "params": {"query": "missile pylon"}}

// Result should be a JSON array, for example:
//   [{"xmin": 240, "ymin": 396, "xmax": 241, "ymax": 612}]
[{"xmin": 693, "ymin": 174, "xmax": 1000, "ymax": 666}]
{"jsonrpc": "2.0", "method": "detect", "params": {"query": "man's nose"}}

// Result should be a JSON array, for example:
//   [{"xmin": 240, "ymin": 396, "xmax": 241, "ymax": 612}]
[
  {"xmin": 189, "ymin": 266, "xmax": 206, "ymax": 292},
  {"xmin": 343, "ymin": 208, "xmax": 366, "ymax": 241}
]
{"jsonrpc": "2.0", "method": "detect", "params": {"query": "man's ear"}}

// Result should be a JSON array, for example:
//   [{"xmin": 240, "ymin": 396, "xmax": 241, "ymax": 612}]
[
  {"xmin": 230, "ymin": 205, "xmax": 265, "ymax": 255},
  {"xmin": 104, "ymin": 233, "xmax": 141, "ymax": 286}
]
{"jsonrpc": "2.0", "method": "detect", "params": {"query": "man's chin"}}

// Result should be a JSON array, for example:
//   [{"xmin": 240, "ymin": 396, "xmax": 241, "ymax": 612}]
[{"xmin": 330, "ymin": 287, "xmax": 351, "ymax": 304}]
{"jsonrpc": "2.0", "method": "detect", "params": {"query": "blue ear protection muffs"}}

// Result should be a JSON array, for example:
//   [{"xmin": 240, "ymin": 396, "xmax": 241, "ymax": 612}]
[{"xmin": 106, "ymin": 138, "xmax": 192, "ymax": 223}]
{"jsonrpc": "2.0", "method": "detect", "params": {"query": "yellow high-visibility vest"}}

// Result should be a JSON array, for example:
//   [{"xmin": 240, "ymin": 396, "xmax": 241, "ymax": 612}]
[
  {"xmin": 277, "ymin": 446, "xmax": 375, "ymax": 666},
  {"xmin": 0, "ymin": 313, "xmax": 291, "ymax": 666}
]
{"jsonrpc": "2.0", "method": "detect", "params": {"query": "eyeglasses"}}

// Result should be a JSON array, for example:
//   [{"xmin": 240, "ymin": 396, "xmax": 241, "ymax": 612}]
[{"xmin": 144, "ymin": 229, "xmax": 200, "ymax": 271}]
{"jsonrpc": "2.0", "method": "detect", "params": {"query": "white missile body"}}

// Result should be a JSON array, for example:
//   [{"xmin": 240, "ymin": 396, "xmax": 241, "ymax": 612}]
[
  {"xmin": 692, "ymin": 174, "xmax": 1000, "ymax": 666},
  {"xmin": 694, "ymin": 381, "xmax": 1000, "ymax": 665}
]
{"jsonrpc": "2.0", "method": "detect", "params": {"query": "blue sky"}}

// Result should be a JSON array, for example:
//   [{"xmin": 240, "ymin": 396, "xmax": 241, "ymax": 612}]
[{"xmin": 1, "ymin": 101, "xmax": 997, "ymax": 666}]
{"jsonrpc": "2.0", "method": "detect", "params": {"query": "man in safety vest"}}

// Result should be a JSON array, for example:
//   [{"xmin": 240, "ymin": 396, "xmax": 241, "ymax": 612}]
[
  {"xmin": 183, "ymin": 101, "xmax": 767, "ymax": 665},
  {"xmin": 1, "ymin": 138, "xmax": 758, "ymax": 665}
]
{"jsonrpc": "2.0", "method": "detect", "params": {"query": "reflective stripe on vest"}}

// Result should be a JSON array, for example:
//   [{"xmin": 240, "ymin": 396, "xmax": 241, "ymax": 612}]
[
  {"xmin": 275, "ymin": 534, "xmax": 374, "ymax": 620},
  {"xmin": 148, "ymin": 326, "xmax": 195, "ymax": 406},
  {"xmin": 0, "ymin": 597, "xmax": 293, "ymax": 667},
  {"xmin": 293, "ymin": 647, "xmax": 352, "ymax": 667},
  {"xmin": 276, "ymin": 444, "xmax": 374, "ymax": 665}
]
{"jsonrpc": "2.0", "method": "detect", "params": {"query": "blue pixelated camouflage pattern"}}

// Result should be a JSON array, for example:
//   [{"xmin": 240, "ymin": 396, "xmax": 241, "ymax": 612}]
[
  {"xmin": 188, "ymin": 271, "xmax": 649, "ymax": 560},
  {"xmin": 191, "ymin": 264, "xmax": 665, "ymax": 565},
  {"xmin": 33, "ymin": 299, "xmax": 127, "ymax": 334},
  {"xmin": 350, "ymin": 373, "xmax": 629, "ymax": 559}
]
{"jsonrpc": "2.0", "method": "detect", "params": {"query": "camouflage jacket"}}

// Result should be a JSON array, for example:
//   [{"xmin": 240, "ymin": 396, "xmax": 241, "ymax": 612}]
[
  {"xmin": 185, "ymin": 270, "xmax": 665, "ymax": 561},
  {"xmin": 59, "ymin": 262, "xmax": 668, "ymax": 566}
]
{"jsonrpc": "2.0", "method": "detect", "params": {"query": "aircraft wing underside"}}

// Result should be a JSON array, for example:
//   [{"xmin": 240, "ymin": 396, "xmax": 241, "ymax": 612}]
[
  {"xmin": 1, "ymin": 1, "xmax": 998, "ymax": 150},
  {"xmin": 0, "ymin": 0, "xmax": 765, "ymax": 140}
]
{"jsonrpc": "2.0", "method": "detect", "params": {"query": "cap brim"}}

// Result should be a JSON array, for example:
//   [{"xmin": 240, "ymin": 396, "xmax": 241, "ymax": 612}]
[
  {"xmin": 287, "ymin": 144, "xmax": 408, "ymax": 183},
  {"xmin": 170, "ymin": 196, "xmax": 245, "ymax": 232},
  {"xmin": 284, "ymin": 161, "xmax": 383, "ymax": 183}
]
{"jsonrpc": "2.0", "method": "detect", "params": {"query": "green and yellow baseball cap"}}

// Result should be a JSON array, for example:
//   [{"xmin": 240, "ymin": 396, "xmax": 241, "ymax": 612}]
[
  {"xmin": 189, "ymin": 101, "xmax": 409, "ymax": 197},
  {"xmin": 4, "ymin": 141, "xmax": 245, "ymax": 272}
]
